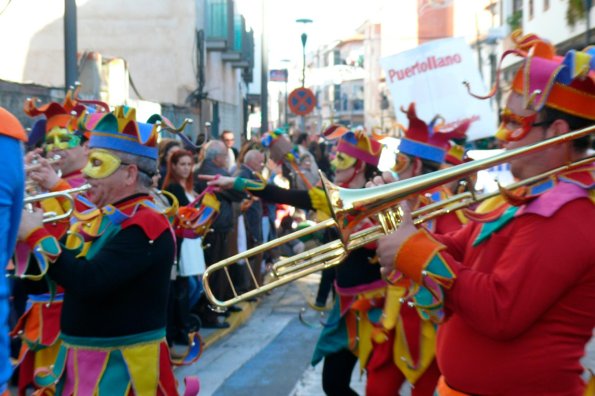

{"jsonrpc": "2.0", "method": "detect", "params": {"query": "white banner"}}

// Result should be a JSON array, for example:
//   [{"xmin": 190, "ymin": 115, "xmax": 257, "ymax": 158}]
[{"xmin": 381, "ymin": 37, "xmax": 497, "ymax": 141}]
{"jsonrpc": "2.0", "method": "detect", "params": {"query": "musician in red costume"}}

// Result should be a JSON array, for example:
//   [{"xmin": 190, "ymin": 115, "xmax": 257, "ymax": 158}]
[
  {"xmin": 376, "ymin": 32, "xmax": 595, "ymax": 395},
  {"xmin": 366, "ymin": 104, "xmax": 470, "ymax": 396}
]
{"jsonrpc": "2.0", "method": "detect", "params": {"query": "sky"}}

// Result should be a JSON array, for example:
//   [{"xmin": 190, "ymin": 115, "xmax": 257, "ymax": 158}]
[{"xmin": 236, "ymin": 0, "xmax": 380, "ymax": 68}]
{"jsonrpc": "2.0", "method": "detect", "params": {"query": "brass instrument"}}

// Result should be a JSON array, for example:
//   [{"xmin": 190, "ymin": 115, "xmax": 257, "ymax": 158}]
[
  {"xmin": 25, "ymin": 154, "xmax": 62, "ymax": 172},
  {"xmin": 25, "ymin": 154, "xmax": 63, "ymax": 193},
  {"xmin": 24, "ymin": 184, "xmax": 91, "ymax": 223},
  {"xmin": 203, "ymin": 126, "xmax": 594, "ymax": 308}
]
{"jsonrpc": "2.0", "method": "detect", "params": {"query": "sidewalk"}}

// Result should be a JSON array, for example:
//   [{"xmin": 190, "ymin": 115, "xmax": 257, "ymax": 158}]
[{"xmin": 200, "ymin": 299, "xmax": 260, "ymax": 349}]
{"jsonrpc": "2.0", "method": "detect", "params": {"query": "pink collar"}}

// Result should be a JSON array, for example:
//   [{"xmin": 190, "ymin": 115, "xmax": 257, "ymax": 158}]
[{"xmin": 517, "ymin": 181, "xmax": 589, "ymax": 218}]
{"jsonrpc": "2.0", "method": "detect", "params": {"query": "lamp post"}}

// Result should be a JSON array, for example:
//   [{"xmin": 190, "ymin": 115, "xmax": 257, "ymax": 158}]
[
  {"xmin": 295, "ymin": 18, "xmax": 313, "ymax": 133},
  {"xmin": 295, "ymin": 18, "xmax": 313, "ymax": 88}
]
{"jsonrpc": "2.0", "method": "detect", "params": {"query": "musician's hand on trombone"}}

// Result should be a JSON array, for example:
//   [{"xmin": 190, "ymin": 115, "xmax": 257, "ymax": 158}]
[
  {"xmin": 197, "ymin": 174, "xmax": 231, "ymax": 191},
  {"xmin": 366, "ymin": 171, "xmax": 398, "ymax": 188},
  {"xmin": 17, "ymin": 207, "xmax": 44, "ymax": 241},
  {"xmin": 376, "ymin": 200, "xmax": 417, "ymax": 279}
]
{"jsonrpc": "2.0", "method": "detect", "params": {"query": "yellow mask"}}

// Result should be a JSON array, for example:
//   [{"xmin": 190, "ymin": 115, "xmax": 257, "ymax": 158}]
[
  {"xmin": 82, "ymin": 149, "xmax": 122, "ymax": 179},
  {"xmin": 45, "ymin": 127, "xmax": 80, "ymax": 152},
  {"xmin": 330, "ymin": 152, "xmax": 357, "ymax": 171}
]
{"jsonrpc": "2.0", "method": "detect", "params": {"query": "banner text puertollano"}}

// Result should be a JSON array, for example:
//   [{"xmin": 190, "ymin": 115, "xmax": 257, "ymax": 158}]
[{"xmin": 387, "ymin": 54, "xmax": 462, "ymax": 83}]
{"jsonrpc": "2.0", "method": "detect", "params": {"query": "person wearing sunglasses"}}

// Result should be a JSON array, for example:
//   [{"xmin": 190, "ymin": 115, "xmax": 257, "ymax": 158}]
[{"xmin": 376, "ymin": 32, "xmax": 595, "ymax": 395}]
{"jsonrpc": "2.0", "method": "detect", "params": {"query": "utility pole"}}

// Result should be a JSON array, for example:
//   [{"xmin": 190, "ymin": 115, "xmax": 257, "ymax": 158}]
[
  {"xmin": 260, "ymin": 0, "xmax": 268, "ymax": 134},
  {"xmin": 64, "ymin": 0, "xmax": 78, "ymax": 91}
]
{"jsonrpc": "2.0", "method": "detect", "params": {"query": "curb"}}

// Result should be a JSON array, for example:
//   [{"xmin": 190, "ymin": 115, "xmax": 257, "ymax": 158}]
[{"xmin": 201, "ymin": 299, "xmax": 260, "ymax": 349}]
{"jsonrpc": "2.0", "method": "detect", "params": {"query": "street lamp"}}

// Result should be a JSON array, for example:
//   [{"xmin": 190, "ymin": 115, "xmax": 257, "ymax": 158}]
[
  {"xmin": 295, "ymin": 18, "xmax": 313, "ymax": 88},
  {"xmin": 295, "ymin": 18, "xmax": 313, "ymax": 134}
]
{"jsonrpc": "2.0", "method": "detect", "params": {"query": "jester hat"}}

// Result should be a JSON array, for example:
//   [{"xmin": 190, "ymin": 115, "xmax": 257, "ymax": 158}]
[
  {"xmin": 23, "ymin": 85, "xmax": 109, "ymax": 148},
  {"xmin": 466, "ymin": 31, "xmax": 595, "ymax": 137},
  {"xmin": 444, "ymin": 141, "xmax": 466, "ymax": 165},
  {"xmin": 0, "ymin": 107, "xmax": 27, "ymax": 142},
  {"xmin": 80, "ymin": 106, "xmax": 193, "ymax": 160},
  {"xmin": 397, "ymin": 103, "xmax": 469, "ymax": 165},
  {"xmin": 323, "ymin": 124, "xmax": 382, "ymax": 170}
]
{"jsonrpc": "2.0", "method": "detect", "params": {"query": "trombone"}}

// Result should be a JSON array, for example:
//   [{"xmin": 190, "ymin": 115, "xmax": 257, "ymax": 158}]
[
  {"xmin": 24, "ymin": 184, "xmax": 91, "ymax": 223},
  {"xmin": 203, "ymin": 125, "xmax": 594, "ymax": 308}
]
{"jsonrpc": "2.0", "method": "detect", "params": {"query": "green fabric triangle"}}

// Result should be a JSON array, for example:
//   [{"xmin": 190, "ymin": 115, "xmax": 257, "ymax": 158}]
[
  {"xmin": 40, "ymin": 237, "xmax": 61, "ymax": 256},
  {"xmin": 473, "ymin": 206, "xmax": 519, "ymax": 246},
  {"xmin": 97, "ymin": 349, "xmax": 130, "ymax": 395},
  {"xmin": 426, "ymin": 255, "xmax": 452, "ymax": 279},
  {"xmin": 86, "ymin": 221, "xmax": 121, "ymax": 260}
]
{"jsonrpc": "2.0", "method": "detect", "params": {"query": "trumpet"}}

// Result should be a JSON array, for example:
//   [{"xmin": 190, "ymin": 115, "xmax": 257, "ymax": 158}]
[
  {"xmin": 25, "ymin": 154, "xmax": 62, "ymax": 172},
  {"xmin": 203, "ymin": 125, "xmax": 594, "ymax": 308},
  {"xmin": 24, "ymin": 184, "xmax": 91, "ymax": 223}
]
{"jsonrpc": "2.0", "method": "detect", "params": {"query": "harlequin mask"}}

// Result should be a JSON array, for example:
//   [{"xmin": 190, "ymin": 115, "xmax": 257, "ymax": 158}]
[
  {"xmin": 331, "ymin": 152, "xmax": 357, "ymax": 171},
  {"xmin": 45, "ymin": 127, "xmax": 81, "ymax": 152},
  {"xmin": 495, "ymin": 107, "xmax": 538, "ymax": 142},
  {"xmin": 82, "ymin": 149, "xmax": 123, "ymax": 179}
]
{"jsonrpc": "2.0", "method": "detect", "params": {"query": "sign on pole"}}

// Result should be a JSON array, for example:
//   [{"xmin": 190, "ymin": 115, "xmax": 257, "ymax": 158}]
[
  {"xmin": 381, "ymin": 37, "xmax": 497, "ymax": 141},
  {"xmin": 288, "ymin": 88, "xmax": 316, "ymax": 116},
  {"xmin": 269, "ymin": 69, "xmax": 288, "ymax": 82}
]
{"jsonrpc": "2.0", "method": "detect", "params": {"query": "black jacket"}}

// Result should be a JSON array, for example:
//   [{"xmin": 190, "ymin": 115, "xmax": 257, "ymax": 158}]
[{"xmin": 194, "ymin": 159, "xmax": 244, "ymax": 233}]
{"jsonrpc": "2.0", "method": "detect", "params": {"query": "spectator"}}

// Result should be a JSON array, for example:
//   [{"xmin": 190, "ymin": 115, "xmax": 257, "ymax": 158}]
[
  {"xmin": 221, "ymin": 130, "xmax": 238, "ymax": 172},
  {"xmin": 193, "ymin": 141, "xmax": 244, "ymax": 328},
  {"xmin": 163, "ymin": 150, "xmax": 206, "ymax": 345}
]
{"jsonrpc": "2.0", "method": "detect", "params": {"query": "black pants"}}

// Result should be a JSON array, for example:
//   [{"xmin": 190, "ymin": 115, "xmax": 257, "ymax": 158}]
[
  {"xmin": 315, "ymin": 268, "xmax": 336, "ymax": 306},
  {"xmin": 322, "ymin": 349, "xmax": 358, "ymax": 396},
  {"xmin": 166, "ymin": 276, "xmax": 190, "ymax": 345}
]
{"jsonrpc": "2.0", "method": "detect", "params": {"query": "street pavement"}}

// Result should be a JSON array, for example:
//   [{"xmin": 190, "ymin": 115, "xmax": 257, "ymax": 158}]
[
  {"xmin": 176, "ymin": 273, "xmax": 595, "ymax": 396},
  {"xmin": 175, "ymin": 274, "xmax": 367, "ymax": 396}
]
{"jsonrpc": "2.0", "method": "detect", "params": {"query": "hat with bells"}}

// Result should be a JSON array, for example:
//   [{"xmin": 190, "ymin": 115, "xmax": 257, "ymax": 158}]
[
  {"xmin": 24, "ymin": 86, "xmax": 107, "ymax": 150},
  {"xmin": 395, "ymin": 103, "xmax": 469, "ymax": 171},
  {"xmin": 465, "ymin": 30, "xmax": 595, "ymax": 141},
  {"xmin": 80, "ymin": 106, "xmax": 193, "ymax": 160}
]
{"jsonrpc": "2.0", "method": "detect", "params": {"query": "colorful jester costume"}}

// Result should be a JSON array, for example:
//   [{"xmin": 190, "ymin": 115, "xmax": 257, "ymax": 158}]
[
  {"xmin": 230, "ymin": 128, "xmax": 388, "ymax": 394},
  {"xmin": 394, "ymin": 33, "xmax": 595, "ymax": 395},
  {"xmin": 12, "ymin": 89, "xmax": 102, "ymax": 395},
  {"xmin": 20, "ymin": 107, "xmax": 199, "ymax": 395},
  {"xmin": 365, "ymin": 104, "xmax": 470, "ymax": 396}
]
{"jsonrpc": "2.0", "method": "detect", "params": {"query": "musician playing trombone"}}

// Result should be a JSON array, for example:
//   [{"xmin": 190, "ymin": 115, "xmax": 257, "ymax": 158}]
[
  {"xmin": 0, "ymin": 107, "xmax": 28, "ymax": 394},
  {"xmin": 366, "ymin": 104, "xmax": 472, "ymax": 396},
  {"xmin": 203, "ymin": 127, "xmax": 388, "ymax": 395},
  {"xmin": 375, "ymin": 32, "xmax": 595, "ymax": 395}
]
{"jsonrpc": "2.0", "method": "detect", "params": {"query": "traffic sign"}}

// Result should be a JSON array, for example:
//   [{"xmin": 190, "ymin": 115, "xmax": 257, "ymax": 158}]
[{"xmin": 288, "ymin": 88, "xmax": 316, "ymax": 116}]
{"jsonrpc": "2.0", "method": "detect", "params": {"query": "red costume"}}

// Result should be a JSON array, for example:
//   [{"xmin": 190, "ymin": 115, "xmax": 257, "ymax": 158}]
[
  {"xmin": 400, "ymin": 168, "xmax": 595, "ymax": 395},
  {"xmin": 366, "ymin": 105, "xmax": 470, "ymax": 396},
  {"xmin": 390, "ymin": 32, "xmax": 595, "ymax": 395}
]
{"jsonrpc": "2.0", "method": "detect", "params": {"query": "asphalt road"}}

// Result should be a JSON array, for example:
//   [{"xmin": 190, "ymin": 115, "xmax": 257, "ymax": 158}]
[{"xmin": 174, "ymin": 274, "xmax": 367, "ymax": 396}]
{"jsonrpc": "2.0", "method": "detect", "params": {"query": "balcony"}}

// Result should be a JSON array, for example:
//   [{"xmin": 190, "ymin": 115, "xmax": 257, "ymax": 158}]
[{"xmin": 205, "ymin": 0, "xmax": 233, "ymax": 51}]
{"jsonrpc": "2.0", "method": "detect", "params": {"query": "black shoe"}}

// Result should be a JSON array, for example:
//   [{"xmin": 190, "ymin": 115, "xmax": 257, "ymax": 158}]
[
  {"xmin": 202, "ymin": 320, "xmax": 230, "ymax": 329},
  {"xmin": 227, "ymin": 305, "xmax": 242, "ymax": 313},
  {"xmin": 216, "ymin": 310, "xmax": 231, "ymax": 317}
]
